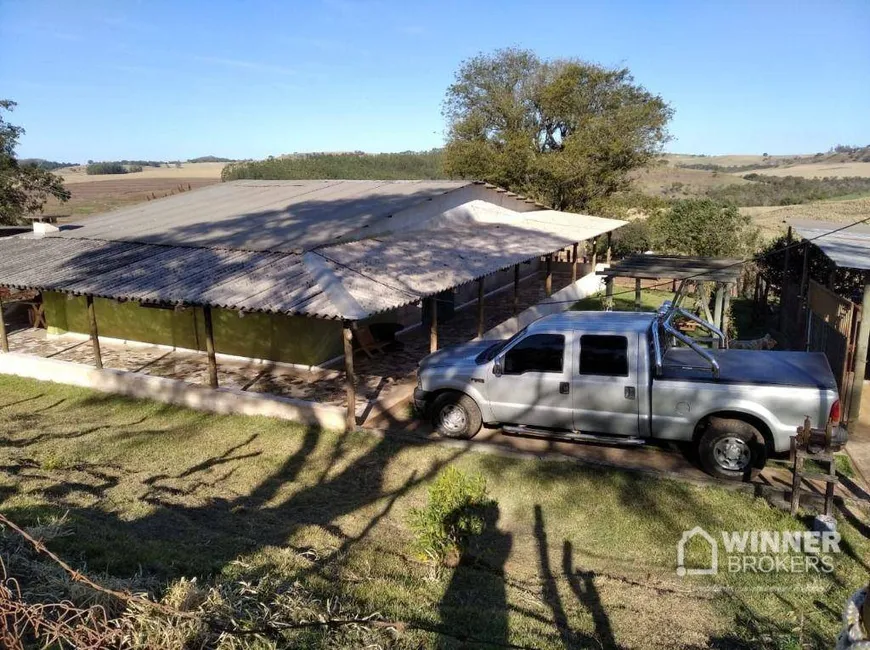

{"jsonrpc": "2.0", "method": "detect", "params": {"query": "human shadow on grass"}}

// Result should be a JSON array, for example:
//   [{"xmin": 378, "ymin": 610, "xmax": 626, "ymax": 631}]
[{"xmin": 436, "ymin": 501, "xmax": 512, "ymax": 649}]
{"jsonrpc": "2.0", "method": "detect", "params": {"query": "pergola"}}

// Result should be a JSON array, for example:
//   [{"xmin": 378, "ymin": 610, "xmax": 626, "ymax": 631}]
[{"xmin": 602, "ymin": 254, "xmax": 742, "ymax": 335}]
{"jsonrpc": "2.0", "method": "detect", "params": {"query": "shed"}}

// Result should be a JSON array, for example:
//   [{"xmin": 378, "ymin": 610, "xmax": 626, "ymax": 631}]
[{"xmin": 0, "ymin": 179, "xmax": 626, "ymax": 430}]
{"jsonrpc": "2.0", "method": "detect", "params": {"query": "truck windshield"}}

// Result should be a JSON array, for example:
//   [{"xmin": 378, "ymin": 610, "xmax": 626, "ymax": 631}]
[{"xmin": 476, "ymin": 326, "xmax": 528, "ymax": 363}]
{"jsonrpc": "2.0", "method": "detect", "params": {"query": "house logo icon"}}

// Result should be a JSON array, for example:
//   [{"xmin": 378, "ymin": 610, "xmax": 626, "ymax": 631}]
[{"xmin": 676, "ymin": 526, "xmax": 718, "ymax": 576}]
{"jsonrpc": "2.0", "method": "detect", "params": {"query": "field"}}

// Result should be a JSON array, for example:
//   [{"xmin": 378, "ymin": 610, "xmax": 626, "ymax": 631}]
[
  {"xmin": 57, "ymin": 161, "xmax": 226, "ymax": 184},
  {"xmin": 742, "ymin": 195, "xmax": 870, "ymax": 237},
  {"xmin": 631, "ymin": 163, "xmax": 751, "ymax": 197},
  {"xmin": 740, "ymin": 161, "xmax": 870, "ymax": 179},
  {"xmin": 2, "ymin": 375, "xmax": 869, "ymax": 648},
  {"xmin": 42, "ymin": 177, "xmax": 221, "ymax": 218}
]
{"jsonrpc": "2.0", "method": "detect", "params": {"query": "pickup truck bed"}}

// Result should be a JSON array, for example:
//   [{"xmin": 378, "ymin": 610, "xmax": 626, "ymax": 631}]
[{"xmin": 661, "ymin": 349, "xmax": 838, "ymax": 390}]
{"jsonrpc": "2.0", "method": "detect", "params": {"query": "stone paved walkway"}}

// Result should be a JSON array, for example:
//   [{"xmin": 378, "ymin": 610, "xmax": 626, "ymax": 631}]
[{"xmin": 4, "ymin": 270, "xmax": 572, "ymax": 422}]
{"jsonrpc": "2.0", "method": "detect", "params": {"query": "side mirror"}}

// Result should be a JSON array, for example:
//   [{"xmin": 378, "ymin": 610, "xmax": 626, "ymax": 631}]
[{"xmin": 492, "ymin": 359, "xmax": 503, "ymax": 377}]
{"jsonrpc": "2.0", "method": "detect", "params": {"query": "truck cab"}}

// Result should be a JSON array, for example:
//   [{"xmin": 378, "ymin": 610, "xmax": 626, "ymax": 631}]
[{"xmin": 414, "ymin": 307, "xmax": 846, "ymax": 480}]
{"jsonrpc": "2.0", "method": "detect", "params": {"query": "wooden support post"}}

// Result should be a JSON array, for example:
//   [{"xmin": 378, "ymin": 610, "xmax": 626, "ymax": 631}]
[
  {"xmin": 591, "ymin": 237, "xmax": 599, "ymax": 268},
  {"xmin": 606, "ymin": 231, "xmax": 612, "ymax": 265},
  {"xmin": 343, "ymin": 321, "xmax": 355, "ymax": 432},
  {"xmin": 571, "ymin": 242, "xmax": 579, "ymax": 282},
  {"xmin": 605, "ymin": 277, "xmax": 614, "ymax": 311},
  {"xmin": 429, "ymin": 296, "xmax": 438, "ymax": 353},
  {"xmin": 799, "ymin": 242, "xmax": 811, "ymax": 348},
  {"xmin": 778, "ymin": 227, "xmax": 793, "ymax": 331},
  {"xmin": 712, "ymin": 285, "xmax": 725, "ymax": 348},
  {"xmin": 513, "ymin": 264, "xmax": 520, "ymax": 316},
  {"xmin": 848, "ymin": 277, "xmax": 870, "ymax": 428},
  {"xmin": 635, "ymin": 278, "xmax": 642, "ymax": 311},
  {"xmin": 85, "ymin": 295, "xmax": 102, "ymax": 370},
  {"xmin": 722, "ymin": 283, "xmax": 732, "ymax": 340},
  {"xmin": 545, "ymin": 255, "xmax": 553, "ymax": 297},
  {"xmin": 476, "ymin": 278, "xmax": 485, "ymax": 338},
  {"xmin": 202, "ymin": 305, "xmax": 218, "ymax": 388},
  {"xmin": 0, "ymin": 293, "xmax": 8, "ymax": 353}
]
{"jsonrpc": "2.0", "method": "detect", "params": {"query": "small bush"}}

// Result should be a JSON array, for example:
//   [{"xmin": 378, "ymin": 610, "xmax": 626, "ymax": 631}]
[
  {"xmin": 86, "ymin": 162, "xmax": 127, "ymax": 175},
  {"xmin": 409, "ymin": 467, "xmax": 495, "ymax": 563}
]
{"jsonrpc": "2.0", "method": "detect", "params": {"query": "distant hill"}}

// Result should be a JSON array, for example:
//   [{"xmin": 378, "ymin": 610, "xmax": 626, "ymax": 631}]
[{"xmin": 187, "ymin": 155, "xmax": 236, "ymax": 163}]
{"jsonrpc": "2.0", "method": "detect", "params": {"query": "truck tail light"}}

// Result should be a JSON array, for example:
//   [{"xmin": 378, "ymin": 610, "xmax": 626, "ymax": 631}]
[{"xmin": 829, "ymin": 400, "xmax": 841, "ymax": 423}]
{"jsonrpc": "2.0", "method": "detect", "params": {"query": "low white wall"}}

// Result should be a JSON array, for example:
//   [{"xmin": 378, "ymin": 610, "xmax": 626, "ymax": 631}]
[
  {"xmin": 0, "ymin": 353, "xmax": 346, "ymax": 430},
  {"xmin": 480, "ymin": 265, "xmax": 607, "ymax": 340}
]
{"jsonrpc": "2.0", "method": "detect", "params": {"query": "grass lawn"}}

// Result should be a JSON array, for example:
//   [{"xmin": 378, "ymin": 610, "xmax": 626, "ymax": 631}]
[
  {"xmin": 573, "ymin": 287, "xmax": 674, "ymax": 313},
  {"xmin": 1, "ymin": 376, "xmax": 868, "ymax": 648}
]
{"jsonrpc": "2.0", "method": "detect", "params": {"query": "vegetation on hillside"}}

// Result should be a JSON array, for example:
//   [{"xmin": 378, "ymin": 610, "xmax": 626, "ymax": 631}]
[
  {"xmin": 221, "ymin": 150, "xmax": 445, "ymax": 180},
  {"xmin": 442, "ymin": 48, "xmax": 672, "ymax": 211},
  {"xmin": 707, "ymin": 174, "xmax": 870, "ymax": 206},
  {"xmin": 86, "ymin": 162, "xmax": 139, "ymax": 175},
  {"xmin": 0, "ymin": 99, "xmax": 70, "ymax": 225},
  {"xmin": 18, "ymin": 158, "xmax": 78, "ymax": 171}
]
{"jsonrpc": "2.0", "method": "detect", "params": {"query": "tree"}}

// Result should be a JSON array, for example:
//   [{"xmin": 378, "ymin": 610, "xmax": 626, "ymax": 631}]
[
  {"xmin": 647, "ymin": 199, "xmax": 759, "ymax": 258},
  {"xmin": 442, "ymin": 48, "xmax": 672, "ymax": 211},
  {"xmin": 0, "ymin": 100, "xmax": 70, "ymax": 225}
]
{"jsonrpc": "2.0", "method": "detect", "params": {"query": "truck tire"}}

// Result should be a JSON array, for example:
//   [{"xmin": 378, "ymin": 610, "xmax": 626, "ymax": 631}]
[
  {"xmin": 431, "ymin": 392, "xmax": 482, "ymax": 440},
  {"xmin": 698, "ymin": 417, "xmax": 767, "ymax": 481}
]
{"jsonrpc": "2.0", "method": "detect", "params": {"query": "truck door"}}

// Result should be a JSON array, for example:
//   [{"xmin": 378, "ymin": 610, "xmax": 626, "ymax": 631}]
[
  {"xmin": 571, "ymin": 332, "xmax": 640, "ymax": 436},
  {"xmin": 487, "ymin": 332, "xmax": 574, "ymax": 429}
]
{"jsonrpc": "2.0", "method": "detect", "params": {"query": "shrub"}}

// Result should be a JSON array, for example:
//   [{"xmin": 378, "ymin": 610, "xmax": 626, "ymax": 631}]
[
  {"xmin": 647, "ymin": 198, "xmax": 758, "ymax": 258},
  {"xmin": 610, "ymin": 219, "xmax": 652, "ymax": 257},
  {"xmin": 408, "ymin": 467, "xmax": 495, "ymax": 563},
  {"xmin": 86, "ymin": 162, "xmax": 127, "ymax": 175}
]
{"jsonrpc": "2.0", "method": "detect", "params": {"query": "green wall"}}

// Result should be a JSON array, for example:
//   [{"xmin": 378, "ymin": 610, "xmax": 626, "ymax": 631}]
[{"xmin": 43, "ymin": 292, "xmax": 344, "ymax": 366}]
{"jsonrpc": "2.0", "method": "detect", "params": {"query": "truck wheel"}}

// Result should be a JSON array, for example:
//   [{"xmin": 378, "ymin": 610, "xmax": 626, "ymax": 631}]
[
  {"xmin": 431, "ymin": 392, "xmax": 482, "ymax": 440},
  {"xmin": 698, "ymin": 417, "xmax": 767, "ymax": 481}
]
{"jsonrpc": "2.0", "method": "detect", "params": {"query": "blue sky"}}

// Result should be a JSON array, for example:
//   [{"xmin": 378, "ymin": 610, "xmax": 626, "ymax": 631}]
[{"xmin": 1, "ymin": 0, "xmax": 868, "ymax": 161}]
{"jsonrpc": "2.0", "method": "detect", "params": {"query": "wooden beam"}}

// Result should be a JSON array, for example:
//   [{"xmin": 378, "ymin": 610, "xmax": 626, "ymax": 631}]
[
  {"xmin": 571, "ymin": 243, "xmax": 579, "ymax": 282},
  {"xmin": 429, "ymin": 296, "xmax": 438, "ymax": 353},
  {"xmin": 779, "ymin": 227, "xmax": 793, "ymax": 331},
  {"xmin": 476, "ymin": 278, "xmax": 485, "ymax": 338},
  {"xmin": 343, "ymin": 321, "xmax": 356, "ymax": 432},
  {"xmin": 513, "ymin": 264, "xmax": 520, "ymax": 316},
  {"xmin": 635, "ymin": 278, "xmax": 642, "ymax": 311},
  {"xmin": 848, "ymin": 277, "xmax": 870, "ymax": 428},
  {"xmin": 0, "ymin": 292, "xmax": 8, "ymax": 353},
  {"xmin": 85, "ymin": 295, "xmax": 102, "ymax": 369},
  {"xmin": 799, "ymin": 241, "xmax": 811, "ymax": 348},
  {"xmin": 591, "ymin": 237, "xmax": 599, "ymax": 268},
  {"xmin": 202, "ymin": 306, "xmax": 219, "ymax": 388},
  {"xmin": 545, "ymin": 255, "xmax": 553, "ymax": 297},
  {"xmin": 606, "ymin": 231, "xmax": 612, "ymax": 265}
]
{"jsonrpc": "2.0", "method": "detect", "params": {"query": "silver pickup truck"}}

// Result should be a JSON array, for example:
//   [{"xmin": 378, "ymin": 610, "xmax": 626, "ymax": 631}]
[{"xmin": 413, "ymin": 303, "xmax": 847, "ymax": 480}]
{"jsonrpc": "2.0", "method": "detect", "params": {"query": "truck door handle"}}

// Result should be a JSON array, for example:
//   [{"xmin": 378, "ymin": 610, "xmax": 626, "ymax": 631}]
[
  {"xmin": 624, "ymin": 386, "xmax": 636, "ymax": 400},
  {"xmin": 559, "ymin": 382, "xmax": 570, "ymax": 394}
]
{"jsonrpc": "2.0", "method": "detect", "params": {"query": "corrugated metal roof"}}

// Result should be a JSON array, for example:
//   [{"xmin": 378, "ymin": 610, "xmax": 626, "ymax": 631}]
[
  {"xmin": 57, "ymin": 179, "xmax": 472, "ymax": 253},
  {"xmin": 790, "ymin": 219, "xmax": 870, "ymax": 271},
  {"xmin": 0, "ymin": 191, "xmax": 626, "ymax": 321},
  {"xmin": 603, "ymin": 254, "xmax": 743, "ymax": 282}
]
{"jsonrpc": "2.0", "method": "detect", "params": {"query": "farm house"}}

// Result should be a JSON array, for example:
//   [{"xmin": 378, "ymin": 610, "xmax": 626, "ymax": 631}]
[{"xmin": 0, "ymin": 179, "xmax": 625, "ymax": 429}]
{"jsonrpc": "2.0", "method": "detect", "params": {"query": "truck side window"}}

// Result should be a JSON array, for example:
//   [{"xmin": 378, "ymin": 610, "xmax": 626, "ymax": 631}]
[
  {"xmin": 503, "ymin": 334, "xmax": 564, "ymax": 374},
  {"xmin": 579, "ymin": 335, "xmax": 628, "ymax": 376}
]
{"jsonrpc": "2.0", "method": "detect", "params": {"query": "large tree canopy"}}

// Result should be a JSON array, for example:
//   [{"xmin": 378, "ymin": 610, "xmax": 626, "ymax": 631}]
[
  {"xmin": 442, "ymin": 48, "xmax": 673, "ymax": 211},
  {"xmin": 0, "ymin": 100, "xmax": 70, "ymax": 225}
]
